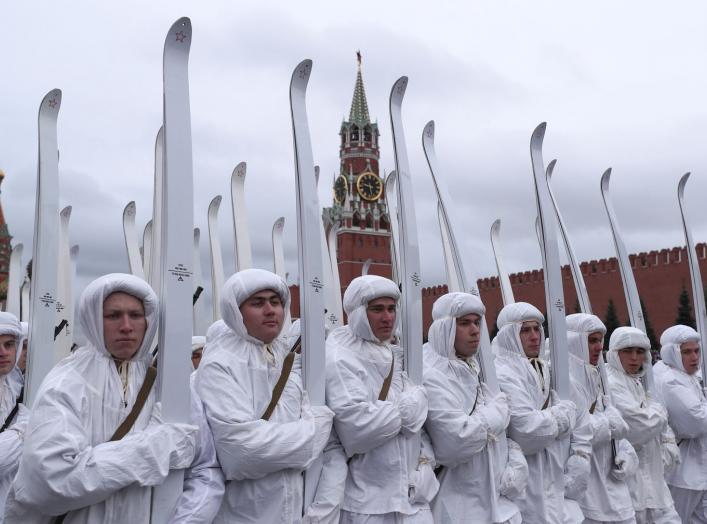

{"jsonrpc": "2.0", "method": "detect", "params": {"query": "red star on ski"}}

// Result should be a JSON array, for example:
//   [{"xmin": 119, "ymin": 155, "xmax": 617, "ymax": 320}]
[
  {"xmin": 175, "ymin": 31, "xmax": 187, "ymax": 42},
  {"xmin": 48, "ymin": 98, "xmax": 57, "ymax": 108}
]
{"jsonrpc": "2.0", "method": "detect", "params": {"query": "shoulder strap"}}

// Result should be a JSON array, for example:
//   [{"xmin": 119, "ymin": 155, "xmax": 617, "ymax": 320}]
[
  {"xmin": 54, "ymin": 366, "xmax": 157, "ymax": 523},
  {"xmin": 262, "ymin": 351, "xmax": 295, "ymax": 421},
  {"xmin": 0, "ymin": 387, "xmax": 23, "ymax": 433},
  {"xmin": 378, "ymin": 354, "xmax": 394, "ymax": 401}
]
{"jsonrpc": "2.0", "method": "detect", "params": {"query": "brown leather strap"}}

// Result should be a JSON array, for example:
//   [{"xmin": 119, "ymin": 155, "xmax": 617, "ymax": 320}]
[
  {"xmin": 378, "ymin": 355, "xmax": 394, "ymax": 401},
  {"xmin": 262, "ymin": 352, "xmax": 295, "ymax": 421},
  {"xmin": 589, "ymin": 397, "xmax": 598, "ymax": 415},
  {"xmin": 53, "ymin": 366, "xmax": 157, "ymax": 524}
]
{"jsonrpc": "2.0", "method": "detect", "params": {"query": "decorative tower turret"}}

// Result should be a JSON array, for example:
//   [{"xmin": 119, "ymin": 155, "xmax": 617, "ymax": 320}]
[{"xmin": 324, "ymin": 52, "xmax": 392, "ymax": 290}]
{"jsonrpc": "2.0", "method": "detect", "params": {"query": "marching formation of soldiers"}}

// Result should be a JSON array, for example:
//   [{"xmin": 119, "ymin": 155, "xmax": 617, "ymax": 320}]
[{"xmin": 0, "ymin": 269, "xmax": 705, "ymax": 523}]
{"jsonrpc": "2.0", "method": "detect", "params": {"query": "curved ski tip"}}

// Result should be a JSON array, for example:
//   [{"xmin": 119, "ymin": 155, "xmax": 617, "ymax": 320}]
[
  {"xmin": 273, "ymin": 216, "xmax": 285, "ymax": 231},
  {"xmin": 193, "ymin": 227, "xmax": 200, "ymax": 239},
  {"xmin": 546, "ymin": 159, "xmax": 557, "ymax": 179},
  {"xmin": 41, "ymin": 89, "xmax": 62, "ymax": 113},
  {"xmin": 167, "ymin": 17, "xmax": 192, "ymax": 45},
  {"xmin": 531, "ymin": 122, "xmax": 547, "ymax": 141},
  {"xmin": 423, "ymin": 120, "xmax": 435, "ymax": 140},
  {"xmin": 209, "ymin": 194, "xmax": 223, "ymax": 210},
  {"xmin": 232, "ymin": 161, "xmax": 247, "ymax": 180},
  {"xmin": 491, "ymin": 218, "xmax": 501, "ymax": 233},
  {"xmin": 391, "ymin": 76, "xmax": 408, "ymax": 100},
  {"xmin": 600, "ymin": 168, "xmax": 612, "ymax": 190},
  {"xmin": 123, "ymin": 201, "xmax": 137, "ymax": 215},
  {"xmin": 678, "ymin": 172, "xmax": 691, "ymax": 195},
  {"xmin": 60, "ymin": 205, "xmax": 72, "ymax": 218},
  {"xmin": 291, "ymin": 59, "xmax": 313, "ymax": 86},
  {"xmin": 70, "ymin": 244, "xmax": 80, "ymax": 256}
]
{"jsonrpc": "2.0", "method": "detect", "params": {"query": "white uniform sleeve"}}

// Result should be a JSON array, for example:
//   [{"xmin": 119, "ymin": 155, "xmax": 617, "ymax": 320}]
[
  {"xmin": 197, "ymin": 360, "xmax": 322, "ymax": 481},
  {"xmin": 303, "ymin": 429, "xmax": 348, "ymax": 524},
  {"xmin": 498, "ymin": 368, "xmax": 558, "ymax": 454},
  {"xmin": 423, "ymin": 369, "xmax": 489, "ymax": 468},
  {"xmin": 13, "ymin": 385, "xmax": 185, "ymax": 515},
  {"xmin": 325, "ymin": 357, "xmax": 402, "ymax": 456},
  {"xmin": 662, "ymin": 379, "xmax": 707, "ymax": 439},
  {"xmin": 610, "ymin": 379, "xmax": 667, "ymax": 447},
  {"xmin": 0, "ymin": 404, "xmax": 28, "ymax": 472},
  {"xmin": 170, "ymin": 378, "xmax": 225, "ymax": 524}
]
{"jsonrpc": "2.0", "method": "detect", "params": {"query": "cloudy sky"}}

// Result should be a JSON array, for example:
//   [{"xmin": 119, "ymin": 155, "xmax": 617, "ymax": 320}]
[{"xmin": 2, "ymin": 1, "xmax": 707, "ymax": 322}]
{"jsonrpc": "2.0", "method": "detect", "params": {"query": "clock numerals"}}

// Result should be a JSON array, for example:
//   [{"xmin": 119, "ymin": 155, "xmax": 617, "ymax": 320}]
[{"xmin": 356, "ymin": 172, "xmax": 383, "ymax": 201}]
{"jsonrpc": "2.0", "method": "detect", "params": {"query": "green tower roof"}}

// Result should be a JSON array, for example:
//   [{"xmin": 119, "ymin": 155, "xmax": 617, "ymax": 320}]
[{"xmin": 348, "ymin": 51, "xmax": 371, "ymax": 127}]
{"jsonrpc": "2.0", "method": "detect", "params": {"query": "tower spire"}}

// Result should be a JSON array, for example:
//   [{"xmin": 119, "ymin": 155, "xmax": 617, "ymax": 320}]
[{"xmin": 348, "ymin": 51, "xmax": 370, "ymax": 126}]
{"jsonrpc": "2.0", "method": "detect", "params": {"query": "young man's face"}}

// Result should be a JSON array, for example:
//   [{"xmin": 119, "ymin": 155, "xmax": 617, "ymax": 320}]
[
  {"xmin": 366, "ymin": 297, "xmax": 396, "ymax": 342},
  {"xmin": 103, "ymin": 292, "xmax": 147, "ymax": 361},
  {"xmin": 587, "ymin": 331, "xmax": 604, "ymax": 366},
  {"xmin": 0, "ymin": 334, "xmax": 17, "ymax": 376},
  {"xmin": 240, "ymin": 290, "xmax": 284, "ymax": 344},
  {"xmin": 680, "ymin": 341, "xmax": 700, "ymax": 375},
  {"xmin": 454, "ymin": 313, "xmax": 482, "ymax": 358},
  {"xmin": 520, "ymin": 321, "xmax": 542, "ymax": 358},
  {"xmin": 618, "ymin": 346, "xmax": 646, "ymax": 375}
]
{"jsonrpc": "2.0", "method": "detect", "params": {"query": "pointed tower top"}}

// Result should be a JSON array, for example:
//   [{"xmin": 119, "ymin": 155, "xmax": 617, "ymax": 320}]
[{"xmin": 348, "ymin": 51, "xmax": 371, "ymax": 127}]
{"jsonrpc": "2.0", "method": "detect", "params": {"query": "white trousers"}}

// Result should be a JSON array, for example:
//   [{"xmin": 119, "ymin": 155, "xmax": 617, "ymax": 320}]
[
  {"xmin": 339, "ymin": 509, "xmax": 433, "ymax": 524},
  {"xmin": 669, "ymin": 485, "xmax": 707, "ymax": 524},
  {"xmin": 583, "ymin": 518, "xmax": 636, "ymax": 524},
  {"xmin": 634, "ymin": 505, "xmax": 681, "ymax": 524}
]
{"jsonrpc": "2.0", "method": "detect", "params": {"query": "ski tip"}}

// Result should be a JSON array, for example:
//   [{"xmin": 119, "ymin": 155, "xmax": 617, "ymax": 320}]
[
  {"xmin": 124, "ymin": 201, "xmax": 137, "ymax": 215},
  {"xmin": 600, "ymin": 168, "xmax": 612, "ymax": 191},
  {"xmin": 291, "ymin": 59, "xmax": 313, "ymax": 88},
  {"xmin": 546, "ymin": 158, "xmax": 557, "ymax": 179},
  {"xmin": 391, "ymin": 76, "xmax": 408, "ymax": 102},
  {"xmin": 41, "ymin": 89, "xmax": 62, "ymax": 115},
  {"xmin": 423, "ymin": 120, "xmax": 435, "ymax": 141},
  {"xmin": 678, "ymin": 172, "xmax": 691, "ymax": 196},
  {"xmin": 233, "ymin": 161, "xmax": 247, "ymax": 180},
  {"xmin": 13, "ymin": 243, "xmax": 23, "ymax": 253},
  {"xmin": 70, "ymin": 244, "xmax": 79, "ymax": 255},
  {"xmin": 531, "ymin": 122, "xmax": 546, "ymax": 143},
  {"xmin": 60, "ymin": 205, "xmax": 72, "ymax": 219},
  {"xmin": 193, "ymin": 227, "xmax": 200, "ymax": 239},
  {"xmin": 209, "ymin": 194, "xmax": 222, "ymax": 209},
  {"xmin": 273, "ymin": 216, "xmax": 285, "ymax": 231},
  {"xmin": 491, "ymin": 218, "xmax": 501, "ymax": 233},
  {"xmin": 166, "ymin": 17, "xmax": 192, "ymax": 49}
]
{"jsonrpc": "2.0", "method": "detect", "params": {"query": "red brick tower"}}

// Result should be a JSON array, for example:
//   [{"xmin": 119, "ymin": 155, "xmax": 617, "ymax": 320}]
[
  {"xmin": 323, "ymin": 52, "xmax": 392, "ymax": 291},
  {"xmin": 0, "ymin": 170, "xmax": 12, "ymax": 301}
]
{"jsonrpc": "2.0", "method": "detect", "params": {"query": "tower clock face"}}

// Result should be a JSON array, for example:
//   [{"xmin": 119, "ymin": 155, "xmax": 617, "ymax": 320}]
[
  {"xmin": 356, "ymin": 171, "xmax": 383, "ymax": 201},
  {"xmin": 334, "ymin": 175, "xmax": 348, "ymax": 204}
]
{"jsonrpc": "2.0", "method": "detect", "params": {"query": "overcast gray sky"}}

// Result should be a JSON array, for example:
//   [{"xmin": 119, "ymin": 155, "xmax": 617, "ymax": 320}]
[{"xmin": 2, "ymin": 0, "xmax": 707, "ymax": 320}]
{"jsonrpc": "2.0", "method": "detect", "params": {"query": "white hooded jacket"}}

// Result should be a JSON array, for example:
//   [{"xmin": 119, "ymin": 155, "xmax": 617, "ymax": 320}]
[
  {"xmin": 0, "ymin": 312, "xmax": 26, "ymax": 522},
  {"xmin": 5, "ymin": 274, "xmax": 197, "ymax": 524},
  {"xmin": 493, "ymin": 302, "xmax": 589, "ymax": 524},
  {"xmin": 195, "ymin": 268, "xmax": 334, "ymax": 524},
  {"xmin": 565, "ymin": 313, "xmax": 636, "ymax": 522},
  {"xmin": 655, "ymin": 324, "xmax": 707, "ymax": 491},
  {"xmin": 325, "ymin": 275, "xmax": 434, "ymax": 517},
  {"xmin": 606, "ymin": 326, "xmax": 677, "ymax": 512},
  {"xmin": 423, "ymin": 292, "xmax": 526, "ymax": 524}
]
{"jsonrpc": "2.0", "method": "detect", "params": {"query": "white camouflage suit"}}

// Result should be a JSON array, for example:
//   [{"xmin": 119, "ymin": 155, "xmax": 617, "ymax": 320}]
[
  {"xmin": 606, "ymin": 326, "xmax": 681, "ymax": 524},
  {"xmin": 4, "ymin": 274, "xmax": 199, "ymax": 523},
  {"xmin": 196, "ymin": 268, "xmax": 334, "ymax": 523},
  {"xmin": 493, "ymin": 302, "xmax": 592, "ymax": 524},
  {"xmin": 422, "ymin": 292, "xmax": 527, "ymax": 523},
  {"xmin": 655, "ymin": 324, "xmax": 707, "ymax": 523},
  {"xmin": 325, "ymin": 275, "xmax": 436, "ymax": 523},
  {"xmin": 565, "ymin": 313, "xmax": 638, "ymax": 524}
]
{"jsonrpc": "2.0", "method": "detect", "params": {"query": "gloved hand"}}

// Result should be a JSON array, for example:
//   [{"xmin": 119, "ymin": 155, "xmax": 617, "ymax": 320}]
[
  {"xmin": 604, "ymin": 405, "xmax": 629, "ymax": 439},
  {"xmin": 301, "ymin": 391, "xmax": 335, "ymax": 457},
  {"xmin": 147, "ymin": 402, "xmax": 198, "ymax": 469},
  {"xmin": 611, "ymin": 440, "xmax": 639, "ymax": 481},
  {"xmin": 662, "ymin": 439, "xmax": 681, "ymax": 473},
  {"xmin": 398, "ymin": 385, "xmax": 428, "ymax": 435},
  {"xmin": 477, "ymin": 386, "xmax": 510, "ymax": 438},
  {"xmin": 500, "ymin": 439, "xmax": 529, "ymax": 500},
  {"xmin": 408, "ymin": 460, "xmax": 440, "ymax": 506},
  {"xmin": 589, "ymin": 411, "xmax": 611, "ymax": 444},
  {"xmin": 564, "ymin": 453, "xmax": 590, "ymax": 500},
  {"xmin": 549, "ymin": 394, "xmax": 576, "ymax": 437}
]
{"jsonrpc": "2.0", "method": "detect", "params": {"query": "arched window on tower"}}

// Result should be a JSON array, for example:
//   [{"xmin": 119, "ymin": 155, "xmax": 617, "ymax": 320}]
[
  {"xmin": 352, "ymin": 212, "xmax": 361, "ymax": 228},
  {"xmin": 351, "ymin": 125, "xmax": 359, "ymax": 142},
  {"xmin": 365, "ymin": 213, "xmax": 374, "ymax": 229},
  {"xmin": 364, "ymin": 125, "xmax": 372, "ymax": 142},
  {"xmin": 379, "ymin": 215, "xmax": 390, "ymax": 231}
]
